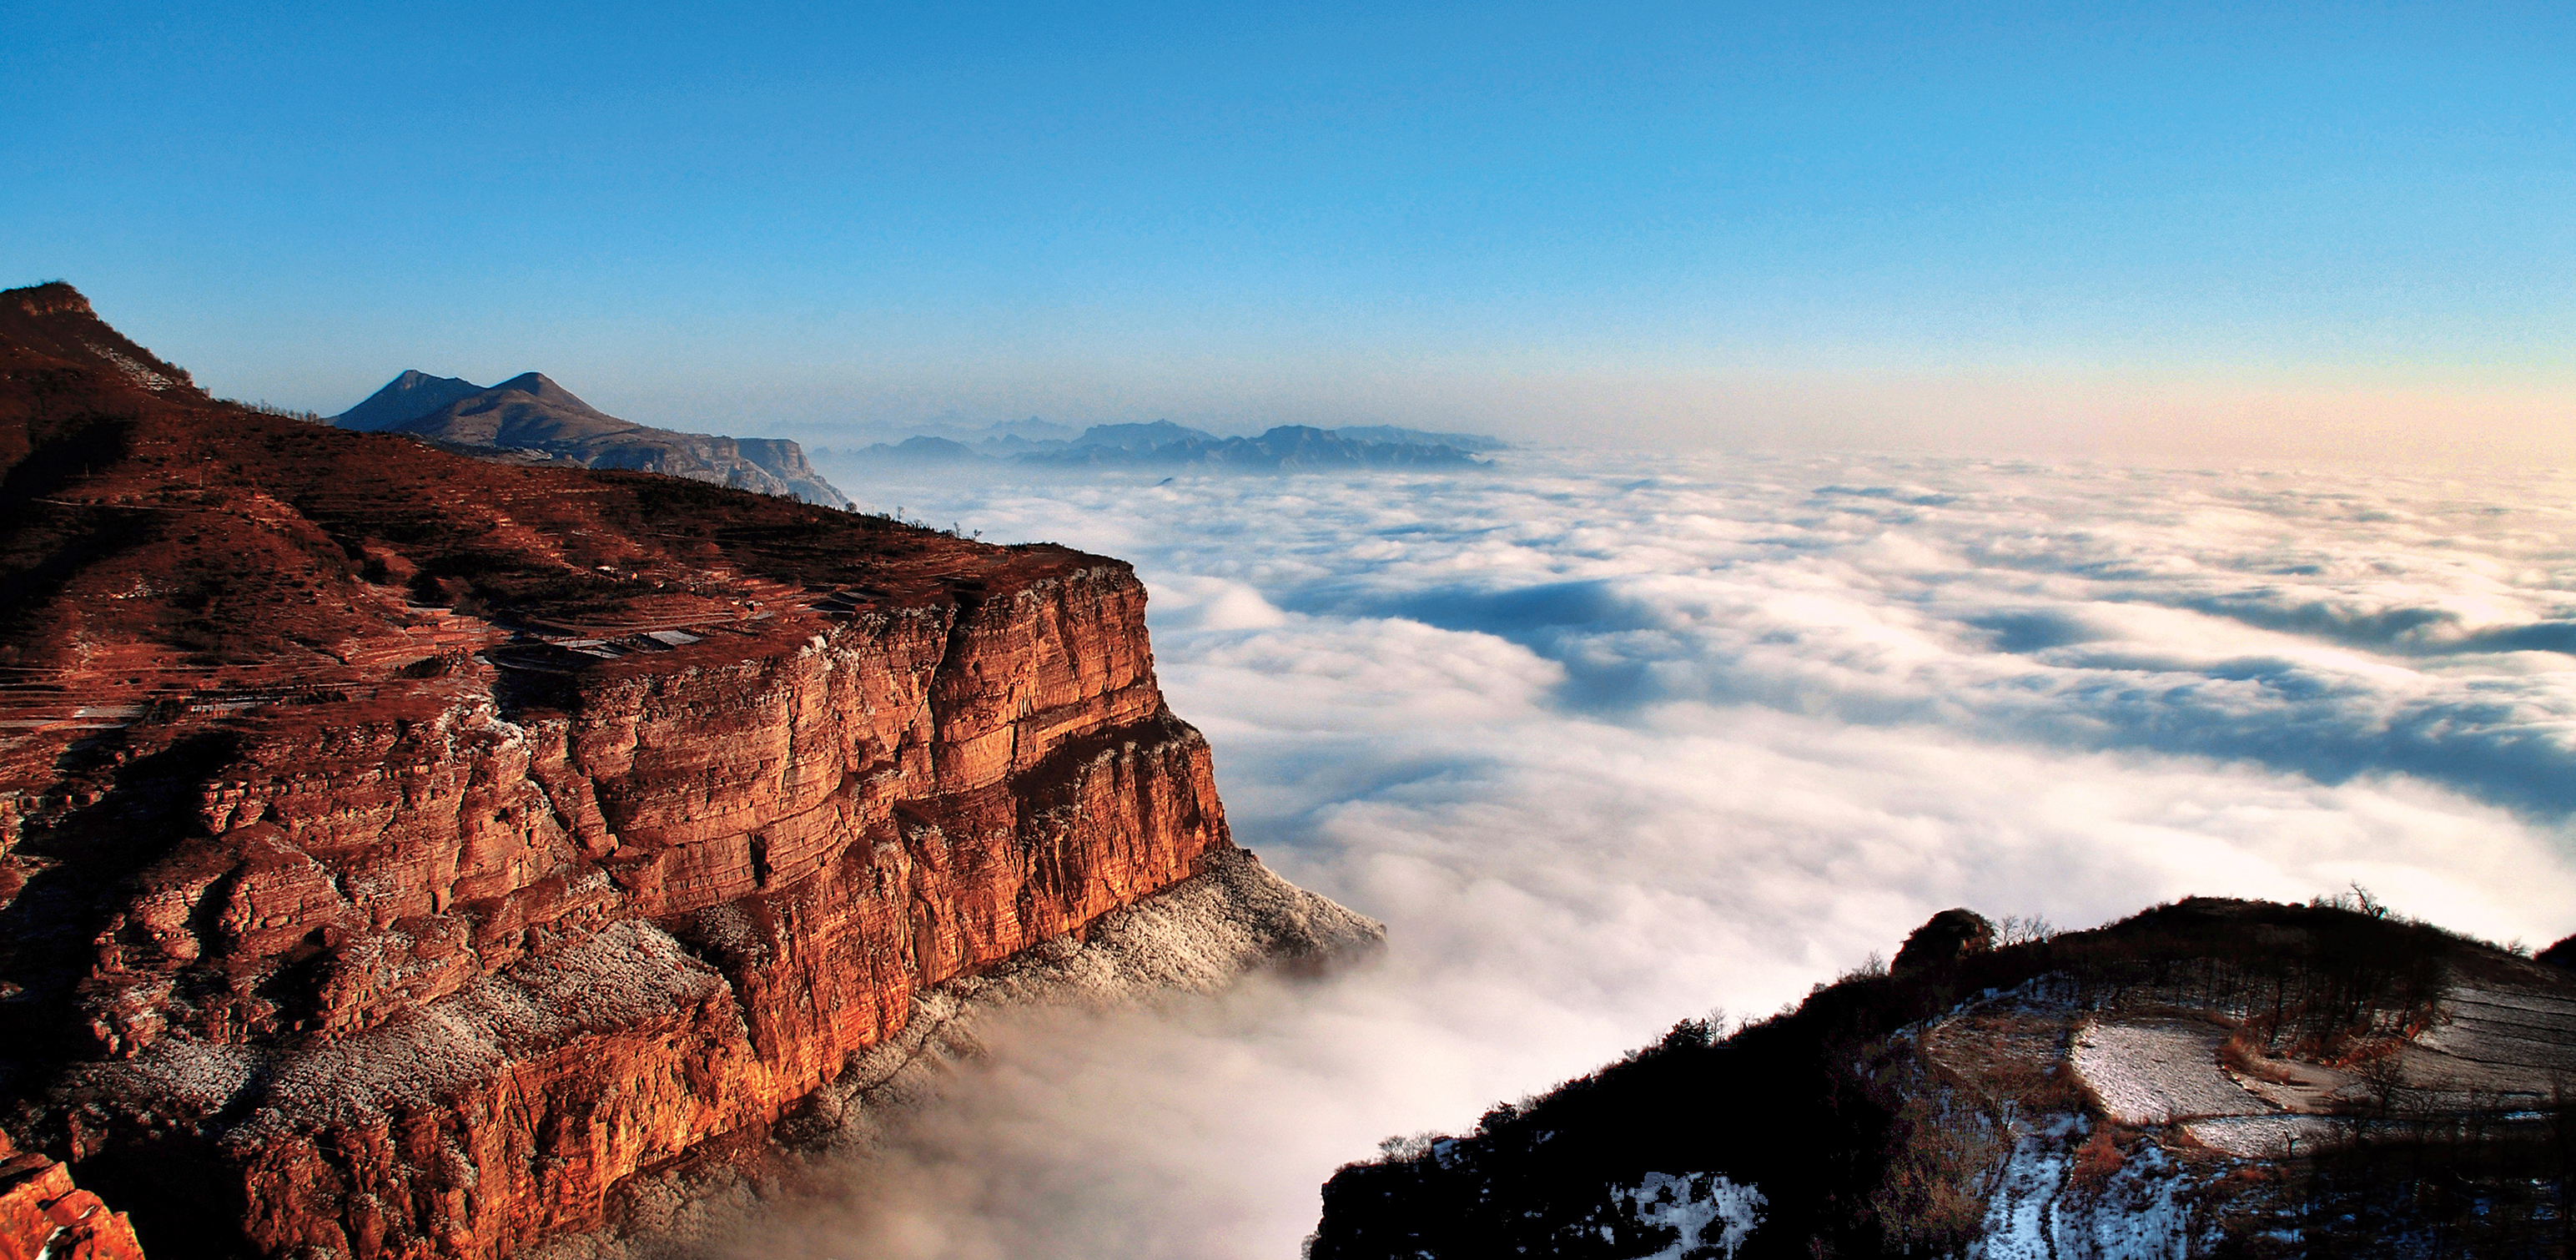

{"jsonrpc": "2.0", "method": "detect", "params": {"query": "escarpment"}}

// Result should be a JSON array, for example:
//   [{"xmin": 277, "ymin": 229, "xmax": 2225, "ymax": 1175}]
[{"xmin": 0, "ymin": 284, "xmax": 1260, "ymax": 1259}]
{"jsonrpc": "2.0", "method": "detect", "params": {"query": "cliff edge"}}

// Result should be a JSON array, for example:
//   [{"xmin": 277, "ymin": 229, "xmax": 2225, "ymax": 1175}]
[{"xmin": 0, "ymin": 283, "xmax": 1371, "ymax": 1259}]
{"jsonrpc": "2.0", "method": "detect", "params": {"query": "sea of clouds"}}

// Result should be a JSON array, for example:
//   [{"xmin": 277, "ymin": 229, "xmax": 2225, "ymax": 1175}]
[{"xmin": 734, "ymin": 447, "xmax": 2576, "ymax": 1259}]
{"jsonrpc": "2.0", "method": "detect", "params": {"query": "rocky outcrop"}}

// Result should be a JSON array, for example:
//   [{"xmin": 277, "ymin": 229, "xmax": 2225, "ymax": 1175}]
[
  {"xmin": 0, "ymin": 1137, "xmax": 145, "ymax": 1260},
  {"xmin": 1889, "ymin": 906, "xmax": 1993, "ymax": 978},
  {"xmin": 0, "ymin": 284, "xmax": 1350, "ymax": 1260},
  {"xmin": 48, "ymin": 565, "xmax": 1228, "ymax": 1260}
]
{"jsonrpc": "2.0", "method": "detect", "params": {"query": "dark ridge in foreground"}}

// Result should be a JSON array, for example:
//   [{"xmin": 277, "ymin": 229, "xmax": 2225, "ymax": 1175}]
[{"xmin": 1313, "ymin": 899, "xmax": 2574, "ymax": 1259}]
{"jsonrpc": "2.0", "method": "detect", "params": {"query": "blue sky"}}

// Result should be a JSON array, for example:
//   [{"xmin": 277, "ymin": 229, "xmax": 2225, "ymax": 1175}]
[{"xmin": 6, "ymin": 2, "xmax": 2570, "ymax": 452}]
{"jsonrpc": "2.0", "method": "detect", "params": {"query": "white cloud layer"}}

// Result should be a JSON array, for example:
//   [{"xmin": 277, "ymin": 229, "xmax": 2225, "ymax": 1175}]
[{"xmin": 734, "ymin": 450, "xmax": 2576, "ymax": 1259}]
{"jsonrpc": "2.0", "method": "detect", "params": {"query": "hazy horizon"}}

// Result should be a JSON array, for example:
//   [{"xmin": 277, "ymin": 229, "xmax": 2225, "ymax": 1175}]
[{"xmin": 8, "ymin": 3, "xmax": 2572, "ymax": 463}]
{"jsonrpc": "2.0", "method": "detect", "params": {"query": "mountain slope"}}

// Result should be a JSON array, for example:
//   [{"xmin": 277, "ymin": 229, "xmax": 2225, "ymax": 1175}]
[
  {"xmin": 1311, "ymin": 900, "xmax": 2574, "ymax": 1259},
  {"xmin": 333, "ymin": 370, "xmax": 848, "ymax": 506},
  {"xmin": 0, "ymin": 282, "xmax": 199, "ymax": 402},
  {"xmin": 386, "ymin": 370, "xmax": 636, "ymax": 445}
]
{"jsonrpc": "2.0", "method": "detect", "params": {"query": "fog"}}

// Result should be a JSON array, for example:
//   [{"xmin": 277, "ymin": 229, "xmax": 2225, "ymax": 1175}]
[{"xmin": 732, "ymin": 448, "xmax": 2576, "ymax": 1258}]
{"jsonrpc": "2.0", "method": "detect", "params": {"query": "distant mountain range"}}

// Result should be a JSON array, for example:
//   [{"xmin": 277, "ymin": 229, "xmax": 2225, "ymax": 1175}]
[
  {"xmin": 335, "ymin": 370, "xmax": 846, "ymax": 506},
  {"xmin": 822, "ymin": 418, "xmax": 1506, "ymax": 472}
]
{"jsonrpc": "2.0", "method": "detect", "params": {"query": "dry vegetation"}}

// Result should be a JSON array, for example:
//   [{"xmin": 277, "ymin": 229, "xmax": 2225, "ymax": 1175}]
[{"xmin": 1313, "ymin": 897, "xmax": 2576, "ymax": 1259}]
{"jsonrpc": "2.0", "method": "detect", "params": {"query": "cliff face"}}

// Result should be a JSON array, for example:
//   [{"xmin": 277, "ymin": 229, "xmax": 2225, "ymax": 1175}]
[
  {"xmin": 0, "ymin": 285, "xmax": 1235, "ymax": 1259},
  {"xmin": 1, "ymin": 1136, "xmax": 145, "ymax": 1260}
]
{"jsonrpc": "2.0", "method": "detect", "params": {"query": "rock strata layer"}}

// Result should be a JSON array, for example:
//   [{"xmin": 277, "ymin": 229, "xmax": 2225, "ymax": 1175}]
[
  {"xmin": 0, "ymin": 283, "xmax": 1339, "ymax": 1260},
  {"xmin": 534, "ymin": 843, "xmax": 1385, "ymax": 1260},
  {"xmin": 0, "ymin": 1135, "xmax": 146, "ymax": 1260}
]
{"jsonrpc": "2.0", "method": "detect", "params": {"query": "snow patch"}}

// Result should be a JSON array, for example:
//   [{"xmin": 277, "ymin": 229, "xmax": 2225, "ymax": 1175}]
[
  {"xmin": 2072, "ymin": 1020, "xmax": 2266, "ymax": 1124},
  {"xmin": 2063, "ymin": 1141, "xmax": 2199, "ymax": 1259},
  {"xmin": 2183, "ymin": 1112, "xmax": 2344, "ymax": 1158},
  {"xmin": 1970, "ymin": 1128, "xmax": 2201, "ymax": 1260},
  {"xmin": 1971, "ymin": 1131, "xmax": 2070, "ymax": 1260},
  {"xmin": 1614, "ymin": 1172, "xmax": 1765, "ymax": 1260},
  {"xmin": 83, "ymin": 340, "xmax": 177, "ymax": 391}
]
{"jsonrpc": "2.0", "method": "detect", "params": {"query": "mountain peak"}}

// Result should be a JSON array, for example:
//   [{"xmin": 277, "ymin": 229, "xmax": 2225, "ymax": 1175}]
[
  {"xmin": 486, "ymin": 371, "xmax": 606, "ymax": 413},
  {"xmin": 334, "ymin": 369, "xmax": 486, "ymax": 431},
  {"xmin": 329, "ymin": 366, "xmax": 845, "ymax": 505}
]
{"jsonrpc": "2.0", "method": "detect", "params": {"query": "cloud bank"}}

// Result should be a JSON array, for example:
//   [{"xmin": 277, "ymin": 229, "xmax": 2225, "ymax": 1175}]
[{"xmin": 717, "ymin": 449, "xmax": 2576, "ymax": 1259}]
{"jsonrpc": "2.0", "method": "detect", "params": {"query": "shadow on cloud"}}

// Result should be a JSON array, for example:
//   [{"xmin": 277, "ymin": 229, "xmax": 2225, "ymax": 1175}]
[{"xmin": 1268, "ymin": 476, "xmax": 2576, "ymax": 819}]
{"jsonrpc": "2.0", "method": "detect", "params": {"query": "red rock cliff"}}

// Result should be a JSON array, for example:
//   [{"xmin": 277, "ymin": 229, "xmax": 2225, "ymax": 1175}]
[
  {"xmin": 0, "ymin": 1135, "xmax": 145, "ymax": 1260},
  {"xmin": 0, "ymin": 285, "xmax": 1232, "ymax": 1259}
]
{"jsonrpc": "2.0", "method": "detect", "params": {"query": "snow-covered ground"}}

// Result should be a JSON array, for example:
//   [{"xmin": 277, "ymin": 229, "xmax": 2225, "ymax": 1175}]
[
  {"xmin": 2070, "ymin": 1021, "xmax": 2266, "ymax": 1125},
  {"xmin": 1614, "ymin": 1172, "xmax": 1766, "ymax": 1260},
  {"xmin": 1970, "ymin": 1125, "xmax": 2201, "ymax": 1259},
  {"xmin": 1970, "ymin": 1126, "xmax": 2074, "ymax": 1260},
  {"xmin": 2181, "ymin": 1113, "xmax": 2343, "ymax": 1159},
  {"xmin": 2067, "ymin": 1019, "xmax": 2357, "ymax": 1157}
]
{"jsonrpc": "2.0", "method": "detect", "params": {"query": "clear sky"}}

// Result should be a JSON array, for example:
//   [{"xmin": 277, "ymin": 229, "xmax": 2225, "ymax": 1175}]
[{"xmin": 6, "ymin": 1, "xmax": 2570, "ymax": 457}]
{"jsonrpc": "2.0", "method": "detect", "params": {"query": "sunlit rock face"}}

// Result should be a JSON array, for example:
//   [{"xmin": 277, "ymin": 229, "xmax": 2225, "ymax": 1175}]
[
  {"xmin": 87, "ymin": 568, "xmax": 1228, "ymax": 1260},
  {"xmin": 0, "ymin": 1134, "xmax": 147, "ymax": 1260},
  {"xmin": 0, "ymin": 284, "xmax": 1251, "ymax": 1260}
]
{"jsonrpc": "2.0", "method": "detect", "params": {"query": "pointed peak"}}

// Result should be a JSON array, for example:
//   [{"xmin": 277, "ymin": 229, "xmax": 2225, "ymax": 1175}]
[
  {"xmin": 369, "ymin": 368, "xmax": 481, "ymax": 391},
  {"xmin": 334, "ymin": 370, "xmax": 487, "ymax": 431},
  {"xmin": 485, "ymin": 372, "xmax": 607, "ymax": 416},
  {"xmin": 492, "ymin": 371, "xmax": 559, "ymax": 395}
]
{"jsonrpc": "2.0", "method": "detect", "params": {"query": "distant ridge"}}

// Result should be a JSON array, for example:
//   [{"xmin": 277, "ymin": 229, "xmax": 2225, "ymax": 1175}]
[
  {"xmin": 831, "ymin": 418, "xmax": 1502, "ymax": 473},
  {"xmin": 1332, "ymin": 424, "xmax": 1511, "ymax": 453},
  {"xmin": 1070, "ymin": 420, "xmax": 1220, "ymax": 452},
  {"xmin": 334, "ymin": 370, "xmax": 846, "ymax": 506}
]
